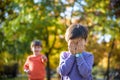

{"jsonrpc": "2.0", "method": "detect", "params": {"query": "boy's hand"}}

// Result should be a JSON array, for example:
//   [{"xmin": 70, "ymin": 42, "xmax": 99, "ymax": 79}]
[
  {"xmin": 76, "ymin": 39, "xmax": 85, "ymax": 53},
  {"xmin": 27, "ymin": 70, "xmax": 30, "ymax": 74},
  {"xmin": 41, "ymin": 55, "xmax": 47, "ymax": 62},
  {"xmin": 68, "ymin": 40, "xmax": 77, "ymax": 54},
  {"xmin": 24, "ymin": 69, "xmax": 30, "ymax": 74},
  {"xmin": 68, "ymin": 38, "xmax": 85, "ymax": 54}
]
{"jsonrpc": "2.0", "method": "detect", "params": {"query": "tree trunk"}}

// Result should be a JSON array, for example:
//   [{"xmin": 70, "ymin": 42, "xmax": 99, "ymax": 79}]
[
  {"xmin": 106, "ymin": 39, "xmax": 115, "ymax": 80},
  {"xmin": 46, "ymin": 52, "xmax": 51, "ymax": 80}
]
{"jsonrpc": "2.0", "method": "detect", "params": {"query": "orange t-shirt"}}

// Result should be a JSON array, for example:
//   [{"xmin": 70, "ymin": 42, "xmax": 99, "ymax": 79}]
[{"xmin": 24, "ymin": 54, "xmax": 46, "ymax": 80}]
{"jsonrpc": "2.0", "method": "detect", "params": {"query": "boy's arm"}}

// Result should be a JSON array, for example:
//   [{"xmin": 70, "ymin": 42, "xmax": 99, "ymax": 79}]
[
  {"xmin": 76, "ymin": 53, "xmax": 94, "ymax": 78},
  {"xmin": 24, "ymin": 57, "xmax": 30, "ymax": 73},
  {"xmin": 57, "ymin": 52, "xmax": 75, "ymax": 76}
]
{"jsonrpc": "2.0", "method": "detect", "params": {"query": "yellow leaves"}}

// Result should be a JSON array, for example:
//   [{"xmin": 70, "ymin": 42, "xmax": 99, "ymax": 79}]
[
  {"xmin": 54, "ymin": 40, "xmax": 61, "ymax": 48},
  {"xmin": 98, "ymin": 56, "xmax": 108, "ymax": 68},
  {"xmin": 48, "ymin": 35, "xmax": 63, "ymax": 49},
  {"xmin": 26, "ymin": 7, "xmax": 33, "ymax": 13},
  {"xmin": 115, "ymin": 39, "xmax": 120, "ymax": 49},
  {"xmin": 67, "ymin": 0, "xmax": 75, "ymax": 4},
  {"xmin": 50, "ymin": 54, "xmax": 59, "ymax": 69},
  {"xmin": 87, "ymin": 17, "xmax": 93, "ymax": 26},
  {"xmin": 0, "ymin": 52, "xmax": 13, "ymax": 64}
]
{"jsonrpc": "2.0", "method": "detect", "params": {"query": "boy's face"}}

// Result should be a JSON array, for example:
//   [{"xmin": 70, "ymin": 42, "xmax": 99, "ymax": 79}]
[
  {"xmin": 31, "ymin": 46, "xmax": 42, "ymax": 55},
  {"xmin": 68, "ymin": 38, "xmax": 86, "ymax": 54}
]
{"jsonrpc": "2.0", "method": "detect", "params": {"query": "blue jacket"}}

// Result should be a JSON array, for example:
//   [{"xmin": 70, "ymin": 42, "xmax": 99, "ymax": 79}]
[{"xmin": 58, "ymin": 51, "xmax": 94, "ymax": 80}]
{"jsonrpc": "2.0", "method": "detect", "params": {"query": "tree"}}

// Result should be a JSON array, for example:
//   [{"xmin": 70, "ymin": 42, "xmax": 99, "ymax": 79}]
[
  {"xmin": 1, "ymin": 0, "xmax": 67, "ymax": 80},
  {"xmin": 0, "ymin": 0, "xmax": 120, "ymax": 80}
]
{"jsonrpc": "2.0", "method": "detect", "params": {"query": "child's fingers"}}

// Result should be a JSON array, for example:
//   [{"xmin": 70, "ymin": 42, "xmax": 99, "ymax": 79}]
[
  {"xmin": 41, "ymin": 55, "xmax": 47, "ymax": 62},
  {"xmin": 76, "ymin": 42, "xmax": 84, "ymax": 53},
  {"xmin": 28, "ymin": 70, "xmax": 30, "ymax": 74},
  {"xmin": 68, "ymin": 40, "xmax": 78, "ymax": 54},
  {"xmin": 68, "ymin": 45, "xmax": 76, "ymax": 54}
]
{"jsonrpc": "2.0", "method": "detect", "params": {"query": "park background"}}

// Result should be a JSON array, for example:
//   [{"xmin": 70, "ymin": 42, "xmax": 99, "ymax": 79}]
[{"xmin": 0, "ymin": 0, "xmax": 120, "ymax": 80}]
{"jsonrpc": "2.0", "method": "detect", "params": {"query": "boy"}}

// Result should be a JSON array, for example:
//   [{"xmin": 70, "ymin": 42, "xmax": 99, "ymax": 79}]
[
  {"xmin": 57, "ymin": 24, "xmax": 94, "ymax": 80},
  {"xmin": 24, "ymin": 40, "xmax": 47, "ymax": 80}
]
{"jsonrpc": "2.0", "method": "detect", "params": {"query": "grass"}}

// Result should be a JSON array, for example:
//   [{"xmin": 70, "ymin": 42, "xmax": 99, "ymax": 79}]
[
  {"xmin": 1, "ymin": 77, "xmax": 59, "ymax": 80},
  {"xmin": 0, "ymin": 74, "xmax": 59, "ymax": 80},
  {"xmin": 0, "ymin": 75, "xmax": 27, "ymax": 80}
]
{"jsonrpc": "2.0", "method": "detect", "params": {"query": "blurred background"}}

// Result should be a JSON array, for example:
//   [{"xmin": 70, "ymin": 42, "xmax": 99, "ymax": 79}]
[{"xmin": 0, "ymin": 0, "xmax": 120, "ymax": 80}]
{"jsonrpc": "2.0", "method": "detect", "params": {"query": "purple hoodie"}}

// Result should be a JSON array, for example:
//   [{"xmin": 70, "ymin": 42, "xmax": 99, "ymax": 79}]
[{"xmin": 57, "ymin": 51, "xmax": 94, "ymax": 80}]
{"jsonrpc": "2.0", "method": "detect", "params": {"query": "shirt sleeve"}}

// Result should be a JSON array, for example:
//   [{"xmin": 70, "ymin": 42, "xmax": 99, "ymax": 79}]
[
  {"xmin": 76, "ymin": 53, "xmax": 94, "ymax": 78},
  {"xmin": 58, "ymin": 52, "xmax": 75, "ymax": 76},
  {"xmin": 24, "ymin": 57, "xmax": 29, "ymax": 70}
]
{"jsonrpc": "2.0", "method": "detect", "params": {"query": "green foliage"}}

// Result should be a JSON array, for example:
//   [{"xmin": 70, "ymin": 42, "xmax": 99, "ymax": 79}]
[
  {"xmin": 0, "ymin": 0, "xmax": 120, "ymax": 78},
  {"xmin": 92, "ymin": 66, "xmax": 106, "ymax": 80}
]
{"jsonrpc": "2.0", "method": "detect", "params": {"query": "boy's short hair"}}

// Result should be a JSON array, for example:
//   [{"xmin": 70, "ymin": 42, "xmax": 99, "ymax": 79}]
[
  {"xmin": 65, "ymin": 24, "xmax": 88, "ymax": 42},
  {"xmin": 31, "ymin": 40, "xmax": 42, "ymax": 47}
]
